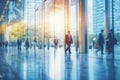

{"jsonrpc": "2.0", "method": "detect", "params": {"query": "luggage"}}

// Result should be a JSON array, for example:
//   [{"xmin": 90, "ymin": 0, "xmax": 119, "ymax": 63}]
[{"xmin": 89, "ymin": 45, "xmax": 92, "ymax": 49}]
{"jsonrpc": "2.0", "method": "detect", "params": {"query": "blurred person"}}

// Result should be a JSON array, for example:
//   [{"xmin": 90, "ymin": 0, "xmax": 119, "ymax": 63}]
[
  {"xmin": 25, "ymin": 39, "xmax": 29, "ymax": 50},
  {"xmin": 106, "ymin": 29, "xmax": 117, "ymax": 54},
  {"xmin": 17, "ymin": 39, "xmax": 22, "ymax": 50},
  {"xmin": 65, "ymin": 31, "xmax": 73, "ymax": 54},
  {"xmin": 0, "ymin": 41, "xmax": 2, "ymax": 47},
  {"xmin": 4, "ymin": 40, "xmax": 8, "ymax": 48},
  {"xmin": 96, "ymin": 29, "xmax": 104, "ymax": 55}
]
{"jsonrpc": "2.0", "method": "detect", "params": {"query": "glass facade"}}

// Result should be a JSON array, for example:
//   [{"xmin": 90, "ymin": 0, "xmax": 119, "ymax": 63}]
[
  {"xmin": 114, "ymin": 0, "xmax": 120, "ymax": 34},
  {"xmin": 24, "ymin": 0, "xmax": 42, "ymax": 41},
  {"xmin": 113, "ymin": 0, "xmax": 120, "ymax": 43},
  {"xmin": 108, "ymin": 0, "xmax": 120, "ymax": 32},
  {"xmin": 91, "ymin": 0, "xmax": 120, "ymax": 46},
  {"xmin": 93, "ymin": 0, "xmax": 105, "ymax": 35},
  {"xmin": 4, "ymin": 0, "xmax": 25, "ymax": 41}
]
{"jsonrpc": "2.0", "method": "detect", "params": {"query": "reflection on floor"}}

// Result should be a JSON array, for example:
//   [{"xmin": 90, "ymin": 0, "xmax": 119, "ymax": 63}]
[{"xmin": 0, "ymin": 46, "xmax": 120, "ymax": 80}]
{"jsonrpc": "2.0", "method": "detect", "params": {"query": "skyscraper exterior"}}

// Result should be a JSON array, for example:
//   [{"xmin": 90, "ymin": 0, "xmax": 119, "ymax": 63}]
[
  {"xmin": 93, "ymin": 0, "xmax": 120, "ymax": 34},
  {"xmin": 93, "ymin": 0, "xmax": 105, "ymax": 35},
  {"xmin": 113, "ymin": 0, "xmax": 120, "ymax": 33}
]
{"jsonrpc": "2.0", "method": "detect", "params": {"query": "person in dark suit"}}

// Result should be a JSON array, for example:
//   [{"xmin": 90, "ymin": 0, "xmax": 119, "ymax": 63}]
[
  {"xmin": 96, "ymin": 29, "xmax": 104, "ymax": 55},
  {"xmin": 106, "ymin": 29, "xmax": 117, "ymax": 54},
  {"xmin": 17, "ymin": 39, "xmax": 22, "ymax": 50},
  {"xmin": 25, "ymin": 39, "xmax": 29, "ymax": 50},
  {"xmin": 65, "ymin": 31, "xmax": 73, "ymax": 54}
]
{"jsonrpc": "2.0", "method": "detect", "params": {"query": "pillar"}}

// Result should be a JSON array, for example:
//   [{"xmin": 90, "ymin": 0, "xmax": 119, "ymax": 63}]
[
  {"xmin": 111, "ymin": 0, "xmax": 114, "ymax": 33},
  {"xmin": 41, "ymin": 1, "xmax": 45, "ymax": 50},
  {"xmin": 64, "ymin": 0, "xmax": 70, "ymax": 33},
  {"xmin": 105, "ymin": 0, "xmax": 110, "ymax": 37},
  {"xmin": 78, "ymin": 0, "xmax": 88, "ymax": 53}
]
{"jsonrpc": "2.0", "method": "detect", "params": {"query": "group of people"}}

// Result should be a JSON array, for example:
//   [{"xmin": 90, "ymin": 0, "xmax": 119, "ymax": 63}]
[
  {"xmin": 0, "ymin": 40, "xmax": 8, "ymax": 48},
  {"xmin": 17, "ymin": 39, "xmax": 22, "ymax": 50},
  {"xmin": 0, "ymin": 30, "xmax": 116, "ymax": 55},
  {"xmin": 95, "ymin": 29, "xmax": 117, "ymax": 55},
  {"xmin": 0, "ymin": 39, "xmax": 38, "ymax": 50},
  {"xmin": 0, "ymin": 31, "xmax": 73, "ymax": 54}
]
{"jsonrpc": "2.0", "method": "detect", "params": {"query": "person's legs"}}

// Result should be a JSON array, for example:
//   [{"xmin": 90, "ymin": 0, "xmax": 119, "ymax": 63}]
[
  {"xmin": 96, "ymin": 48, "xmax": 100, "ymax": 53},
  {"xmin": 68, "ymin": 45, "xmax": 71, "ymax": 54},
  {"xmin": 65, "ymin": 44, "xmax": 68, "ymax": 53},
  {"xmin": 111, "ymin": 46, "xmax": 114, "ymax": 54},
  {"xmin": 101, "ymin": 45, "xmax": 104, "ymax": 54}
]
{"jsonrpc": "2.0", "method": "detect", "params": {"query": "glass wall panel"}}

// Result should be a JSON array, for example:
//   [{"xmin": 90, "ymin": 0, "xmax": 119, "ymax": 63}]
[
  {"xmin": 113, "ymin": 0, "xmax": 120, "ymax": 43},
  {"xmin": 88, "ymin": 0, "xmax": 105, "ymax": 53}
]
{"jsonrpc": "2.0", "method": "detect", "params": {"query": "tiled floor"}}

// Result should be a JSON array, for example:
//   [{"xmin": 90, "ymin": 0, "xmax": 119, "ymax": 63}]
[{"xmin": 0, "ymin": 46, "xmax": 120, "ymax": 80}]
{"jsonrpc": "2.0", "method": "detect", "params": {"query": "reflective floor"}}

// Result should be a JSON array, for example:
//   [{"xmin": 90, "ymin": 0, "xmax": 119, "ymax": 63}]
[{"xmin": 0, "ymin": 46, "xmax": 120, "ymax": 80}]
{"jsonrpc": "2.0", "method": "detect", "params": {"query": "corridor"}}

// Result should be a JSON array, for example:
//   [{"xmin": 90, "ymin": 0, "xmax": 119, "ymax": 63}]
[{"xmin": 1, "ymin": 0, "xmax": 120, "ymax": 80}]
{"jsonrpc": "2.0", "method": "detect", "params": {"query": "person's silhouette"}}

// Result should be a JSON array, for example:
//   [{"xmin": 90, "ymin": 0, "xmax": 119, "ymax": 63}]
[{"xmin": 65, "ymin": 31, "xmax": 73, "ymax": 54}]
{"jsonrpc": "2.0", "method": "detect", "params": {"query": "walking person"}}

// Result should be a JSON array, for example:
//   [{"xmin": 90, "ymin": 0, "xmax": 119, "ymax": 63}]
[
  {"xmin": 17, "ymin": 39, "xmax": 22, "ymax": 50},
  {"xmin": 4, "ymin": 40, "xmax": 8, "ymax": 52},
  {"xmin": 54, "ymin": 38, "xmax": 58, "ymax": 49},
  {"xmin": 96, "ymin": 29, "xmax": 104, "ymax": 55},
  {"xmin": 4, "ymin": 40, "xmax": 8, "ymax": 48},
  {"xmin": 65, "ymin": 31, "xmax": 73, "ymax": 54},
  {"xmin": 25, "ymin": 39, "xmax": 29, "ymax": 50},
  {"xmin": 106, "ymin": 29, "xmax": 117, "ymax": 54}
]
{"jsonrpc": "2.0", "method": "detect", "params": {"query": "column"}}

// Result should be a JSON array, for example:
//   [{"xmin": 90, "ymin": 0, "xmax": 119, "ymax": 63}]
[
  {"xmin": 76, "ymin": 0, "xmax": 79, "ymax": 52},
  {"xmin": 64, "ymin": 0, "xmax": 70, "ymax": 33},
  {"xmin": 105, "ymin": 0, "xmax": 110, "ymax": 37},
  {"xmin": 41, "ymin": 1, "xmax": 45, "ymax": 50},
  {"xmin": 34, "ymin": 0, "xmax": 36, "ymax": 43},
  {"xmin": 78, "ymin": 0, "xmax": 88, "ymax": 53},
  {"xmin": 111, "ymin": 0, "xmax": 114, "ymax": 32}
]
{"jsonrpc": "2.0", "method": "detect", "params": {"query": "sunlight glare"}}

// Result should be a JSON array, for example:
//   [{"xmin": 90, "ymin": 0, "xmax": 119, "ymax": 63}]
[{"xmin": 49, "ymin": 11, "xmax": 64, "ymax": 38}]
